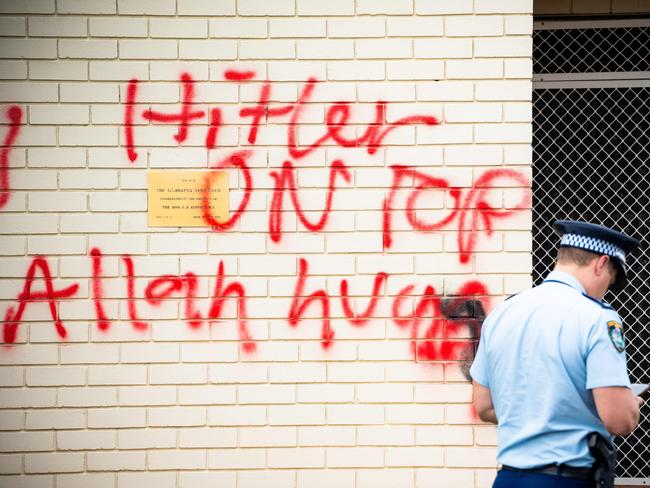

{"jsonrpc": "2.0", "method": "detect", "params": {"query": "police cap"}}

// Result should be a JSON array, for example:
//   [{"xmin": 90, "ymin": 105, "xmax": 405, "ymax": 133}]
[{"xmin": 553, "ymin": 220, "xmax": 640, "ymax": 292}]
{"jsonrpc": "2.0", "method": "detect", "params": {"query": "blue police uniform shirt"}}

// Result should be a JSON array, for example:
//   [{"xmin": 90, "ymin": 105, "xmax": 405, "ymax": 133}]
[{"xmin": 470, "ymin": 270, "xmax": 631, "ymax": 468}]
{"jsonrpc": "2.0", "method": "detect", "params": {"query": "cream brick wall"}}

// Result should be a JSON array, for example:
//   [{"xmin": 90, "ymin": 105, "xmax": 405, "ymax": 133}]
[{"xmin": 0, "ymin": 1, "xmax": 533, "ymax": 486}]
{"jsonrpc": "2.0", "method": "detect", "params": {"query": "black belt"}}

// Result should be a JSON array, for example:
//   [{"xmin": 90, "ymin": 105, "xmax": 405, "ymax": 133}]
[{"xmin": 502, "ymin": 464, "xmax": 592, "ymax": 481}]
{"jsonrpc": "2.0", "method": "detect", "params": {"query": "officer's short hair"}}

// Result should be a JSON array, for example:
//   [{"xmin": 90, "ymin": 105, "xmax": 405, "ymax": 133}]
[
  {"xmin": 557, "ymin": 247, "xmax": 617, "ymax": 274},
  {"xmin": 557, "ymin": 247, "xmax": 600, "ymax": 266}
]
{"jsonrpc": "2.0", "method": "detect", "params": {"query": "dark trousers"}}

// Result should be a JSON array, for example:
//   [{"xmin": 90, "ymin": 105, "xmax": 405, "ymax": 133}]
[{"xmin": 493, "ymin": 469, "xmax": 593, "ymax": 488}]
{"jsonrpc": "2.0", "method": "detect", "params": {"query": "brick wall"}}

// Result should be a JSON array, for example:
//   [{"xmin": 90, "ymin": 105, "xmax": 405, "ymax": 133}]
[{"xmin": 0, "ymin": 1, "xmax": 533, "ymax": 486}]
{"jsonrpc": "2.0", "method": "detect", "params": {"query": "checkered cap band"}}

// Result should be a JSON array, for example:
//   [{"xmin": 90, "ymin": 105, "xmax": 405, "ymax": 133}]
[{"xmin": 560, "ymin": 233, "xmax": 626, "ymax": 264}]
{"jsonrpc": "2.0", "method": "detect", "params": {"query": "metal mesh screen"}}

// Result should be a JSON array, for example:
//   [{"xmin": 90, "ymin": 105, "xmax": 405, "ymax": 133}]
[
  {"xmin": 533, "ymin": 26, "xmax": 650, "ymax": 74},
  {"xmin": 533, "ymin": 85, "xmax": 650, "ymax": 479}
]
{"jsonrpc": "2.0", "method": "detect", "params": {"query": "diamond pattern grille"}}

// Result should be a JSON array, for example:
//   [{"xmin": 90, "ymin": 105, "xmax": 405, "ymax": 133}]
[
  {"xmin": 533, "ymin": 86, "xmax": 650, "ymax": 479},
  {"xmin": 534, "ymin": 26, "xmax": 650, "ymax": 74}
]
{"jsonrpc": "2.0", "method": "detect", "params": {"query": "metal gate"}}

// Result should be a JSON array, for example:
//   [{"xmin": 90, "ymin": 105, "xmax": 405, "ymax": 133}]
[{"xmin": 533, "ymin": 19, "xmax": 650, "ymax": 484}]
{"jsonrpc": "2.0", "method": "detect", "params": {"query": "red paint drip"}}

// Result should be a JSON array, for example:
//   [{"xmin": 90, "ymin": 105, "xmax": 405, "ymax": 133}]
[
  {"xmin": 0, "ymin": 105, "xmax": 23, "ymax": 209},
  {"xmin": 3, "ymin": 256, "xmax": 79, "ymax": 343}
]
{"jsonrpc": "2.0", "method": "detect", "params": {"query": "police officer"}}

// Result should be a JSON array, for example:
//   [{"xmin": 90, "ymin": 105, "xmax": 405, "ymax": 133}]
[{"xmin": 470, "ymin": 220, "xmax": 644, "ymax": 488}]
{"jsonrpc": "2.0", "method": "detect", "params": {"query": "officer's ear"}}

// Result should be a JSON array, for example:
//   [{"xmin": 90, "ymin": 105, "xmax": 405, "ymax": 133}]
[{"xmin": 593, "ymin": 254, "xmax": 612, "ymax": 277}]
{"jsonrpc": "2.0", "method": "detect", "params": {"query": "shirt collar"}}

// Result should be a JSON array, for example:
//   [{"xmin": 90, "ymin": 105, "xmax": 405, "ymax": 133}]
[{"xmin": 543, "ymin": 270, "xmax": 587, "ymax": 294}]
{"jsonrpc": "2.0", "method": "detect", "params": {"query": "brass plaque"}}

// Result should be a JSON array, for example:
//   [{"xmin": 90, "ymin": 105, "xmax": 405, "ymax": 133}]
[{"xmin": 147, "ymin": 170, "xmax": 229, "ymax": 227}]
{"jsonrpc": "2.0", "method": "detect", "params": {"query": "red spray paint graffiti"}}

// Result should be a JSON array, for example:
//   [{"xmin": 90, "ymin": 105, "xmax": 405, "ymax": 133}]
[
  {"xmin": 202, "ymin": 159, "xmax": 531, "ymax": 251},
  {"xmin": 2, "ymin": 256, "xmax": 78, "ymax": 343},
  {"xmin": 286, "ymin": 77, "xmax": 439, "ymax": 160},
  {"xmin": 208, "ymin": 260, "xmax": 255, "ymax": 353},
  {"xmin": 2, "ymin": 72, "xmax": 531, "ymax": 394},
  {"xmin": 340, "ymin": 272, "xmax": 388, "ymax": 327},
  {"xmin": 107, "ymin": 249, "xmax": 256, "ymax": 350},
  {"xmin": 3, "ymin": 250, "xmax": 487, "ymax": 373},
  {"xmin": 123, "ymin": 255, "xmax": 147, "ymax": 331},
  {"xmin": 240, "ymin": 81, "xmax": 293, "ymax": 145},
  {"xmin": 205, "ymin": 107, "xmax": 222, "ymax": 150},
  {"xmin": 142, "ymin": 72, "xmax": 205, "ymax": 144},
  {"xmin": 224, "ymin": 70, "xmax": 256, "ymax": 81},
  {"xmin": 383, "ymin": 166, "xmax": 531, "ymax": 262},
  {"xmin": 288, "ymin": 258, "xmax": 334, "ymax": 348},
  {"xmin": 269, "ymin": 159, "xmax": 351, "ymax": 242},
  {"xmin": 181, "ymin": 272, "xmax": 202, "ymax": 330},
  {"xmin": 201, "ymin": 150, "xmax": 253, "ymax": 231},
  {"xmin": 122, "ymin": 72, "xmax": 530, "ymax": 249},
  {"xmin": 124, "ymin": 79, "xmax": 138, "ymax": 163},
  {"xmin": 0, "ymin": 105, "xmax": 22, "ymax": 209},
  {"xmin": 90, "ymin": 247, "xmax": 110, "ymax": 331},
  {"xmin": 123, "ymin": 73, "xmax": 440, "ymax": 163}
]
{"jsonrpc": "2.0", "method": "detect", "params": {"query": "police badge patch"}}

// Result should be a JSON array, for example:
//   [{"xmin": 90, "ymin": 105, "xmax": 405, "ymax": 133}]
[{"xmin": 607, "ymin": 320, "xmax": 625, "ymax": 353}]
